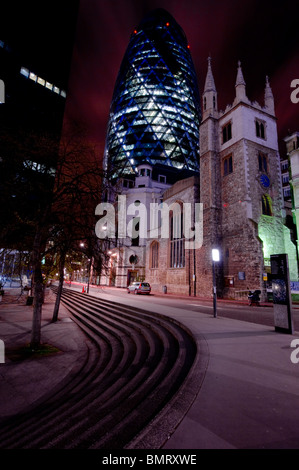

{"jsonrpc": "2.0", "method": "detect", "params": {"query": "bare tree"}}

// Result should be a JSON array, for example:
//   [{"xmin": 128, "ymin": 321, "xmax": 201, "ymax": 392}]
[{"xmin": 0, "ymin": 124, "xmax": 106, "ymax": 348}]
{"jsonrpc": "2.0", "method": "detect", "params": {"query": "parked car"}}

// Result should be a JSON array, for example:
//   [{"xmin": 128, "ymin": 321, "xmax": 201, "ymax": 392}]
[{"xmin": 127, "ymin": 281, "xmax": 151, "ymax": 295}]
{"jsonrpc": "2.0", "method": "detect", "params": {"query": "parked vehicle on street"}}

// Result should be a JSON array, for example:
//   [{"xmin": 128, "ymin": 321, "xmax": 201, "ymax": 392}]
[
  {"xmin": 248, "ymin": 289, "xmax": 261, "ymax": 306},
  {"xmin": 127, "ymin": 281, "xmax": 151, "ymax": 295}
]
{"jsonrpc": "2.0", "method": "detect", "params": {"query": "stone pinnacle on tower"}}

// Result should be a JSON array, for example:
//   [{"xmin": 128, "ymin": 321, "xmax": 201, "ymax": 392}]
[
  {"xmin": 202, "ymin": 56, "xmax": 217, "ymax": 118},
  {"xmin": 204, "ymin": 57, "xmax": 216, "ymax": 93},
  {"xmin": 235, "ymin": 60, "xmax": 248, "ymax": 103},
  {"xmin": 264, "ymin": 76, "xmax": 275, "ymax": 115}
]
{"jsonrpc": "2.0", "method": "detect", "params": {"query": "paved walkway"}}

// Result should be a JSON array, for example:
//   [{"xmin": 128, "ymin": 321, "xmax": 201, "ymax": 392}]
[
  {"xmin": 1, "ymin": 286, "xmax": 299, "ymax": 449},
  {"xmin": 0, "ymin": 289, "xmax": 91, "ymax": 418}
]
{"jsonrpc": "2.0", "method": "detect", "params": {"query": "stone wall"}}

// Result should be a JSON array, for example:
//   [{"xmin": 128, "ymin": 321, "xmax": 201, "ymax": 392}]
[{"xmin": 145, "ymin": 176, "xmax": 199, "ymax": 296}]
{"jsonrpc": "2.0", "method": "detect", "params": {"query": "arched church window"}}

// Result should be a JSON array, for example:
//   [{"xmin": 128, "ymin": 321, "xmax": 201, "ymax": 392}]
[
  {"xmin": 222, "ymin": 122, "xmax": 232, "ymax": 144},
  {"xmin": 262, "ymin": 194, "xmax": 273, "ymax": 216},
  {"xmin": 169, "ymin": 204, "xmax": 185, "ymax": 268},
  {"xmin": 150, "ymin": 241, "xmax": 159, "ymax": 268},
  {"xmin": 131, "ymin": 218, "xmax": 140, "ymax": 246},
  {"xmin": 258, "ymin": 152, "xmax": 268, "ymax": 173},
  {"xmin": 255, "ymin": 119, "xmax": 266, "ymax": 139},
  {"xmin": 223, "ymin": 155, "xmax": 233, "ymax": 176},
  {"xmin": 256, "ymin": 121, "xmax": 260, "ymax": 137}
]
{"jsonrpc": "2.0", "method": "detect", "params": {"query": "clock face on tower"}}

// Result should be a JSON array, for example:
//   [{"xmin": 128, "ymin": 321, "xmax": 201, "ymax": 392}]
[{"xmin": 260, "ymin": 173, "xmax": 270, "ymax": 188}]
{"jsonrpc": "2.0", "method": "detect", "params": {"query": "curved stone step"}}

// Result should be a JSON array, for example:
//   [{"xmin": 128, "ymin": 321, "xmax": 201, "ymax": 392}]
[{"xmin": 0, "ymin": 287, "xmax": 198, "ymax": 449}]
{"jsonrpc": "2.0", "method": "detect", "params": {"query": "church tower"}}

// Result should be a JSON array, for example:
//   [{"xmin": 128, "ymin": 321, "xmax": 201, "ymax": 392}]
[
  {"xmin": 197, "ymin": 57, "xmax": 222, "ymax": 296},
  {"xmin": 198, "ymin": 60, "xmax": 298, "ymax": 299}
]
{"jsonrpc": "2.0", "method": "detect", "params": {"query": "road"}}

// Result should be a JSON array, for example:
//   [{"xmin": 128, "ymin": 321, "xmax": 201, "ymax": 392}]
[{"xmin": 68, "ymin": 282, "xmax": 299, "ymax": 333}]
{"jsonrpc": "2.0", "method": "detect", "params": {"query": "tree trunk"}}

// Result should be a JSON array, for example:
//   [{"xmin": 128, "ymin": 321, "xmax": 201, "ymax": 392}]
[
  {"xmin": 30, "ymin": 229, "xmax": 44, "ymax": 350},
  {"xmin": 52, "ymin": 250, "xmax": 66, "ymax": 322}
]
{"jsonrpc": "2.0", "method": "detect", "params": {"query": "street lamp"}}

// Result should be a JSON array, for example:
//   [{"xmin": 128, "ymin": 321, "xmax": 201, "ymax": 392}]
[{"xmin": 212, "ymin": 248, "xmax": 220, "ymax": 318}]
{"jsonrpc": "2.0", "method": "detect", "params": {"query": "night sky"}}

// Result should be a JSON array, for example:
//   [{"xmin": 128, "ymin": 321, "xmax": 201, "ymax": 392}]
[
  {"xmin": 64, "ymin": 0, "xmax": 299, "ymax": 159},
  {"xmin": 2, "ymin": 0, "xmax": 299, "ymax": 158}
]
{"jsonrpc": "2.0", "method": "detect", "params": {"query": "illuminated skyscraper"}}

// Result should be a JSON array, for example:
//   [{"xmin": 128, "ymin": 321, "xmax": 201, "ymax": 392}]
[{"xmin": 105, "ymin": 9, "xmax": 201, "ymax": 178}]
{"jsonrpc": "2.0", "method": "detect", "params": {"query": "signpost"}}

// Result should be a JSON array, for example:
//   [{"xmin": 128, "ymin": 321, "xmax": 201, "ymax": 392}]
[{"xmin": 270, "ymin": 254, "xmax": 293, "ymax": 334}]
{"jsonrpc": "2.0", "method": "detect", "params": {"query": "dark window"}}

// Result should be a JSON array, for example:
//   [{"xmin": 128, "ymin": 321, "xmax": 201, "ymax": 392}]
[
  {"xmin": 256, "ymin": 121, "xmax": 260, "ymax": 137},
  {"xmin": 222, "ymin": 122, "xmax": 232, "ymax": 144},
  {"xmin": 131, "ymin": 218, "xmax": 140, "ymax": 246},
  {"xmin": 258, "ymin": 153, "xmax": 268, "ymax": 173},
  {"xmin": 256, "ymin": 120, "xmax": 266, "ymax": 139},
  {"xmin": 151, "ymin": 242, "xmax": 159, "ymax": 268},
  {"xmin": 223, "ymin": 155, "xmax": 233, "ymax": 176}
]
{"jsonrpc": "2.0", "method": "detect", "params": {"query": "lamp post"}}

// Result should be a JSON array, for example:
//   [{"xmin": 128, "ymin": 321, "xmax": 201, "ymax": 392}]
[{"xmin": 212, "ymin": 248, "xmax": 220, "ymax": 318}]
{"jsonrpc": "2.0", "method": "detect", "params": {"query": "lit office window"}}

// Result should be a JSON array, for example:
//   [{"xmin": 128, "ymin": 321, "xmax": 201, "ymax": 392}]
[
  {"xmin": 29, "ymin": 72, "xmax": 37, "ymax": 82},
  {"xmin": 20, "ymin": 67, "xmax": 30, "ymax": 78},
  {"xmin": 37, "ymin": 77, "xmax": 45, "ymax": 86},
  {"xmin": 46, "ymin": 81, "xmax": 53, "ymax": 90},
  {"xmin": 20, "ymin": 67, "xmax": 65, "ymax": 98}
]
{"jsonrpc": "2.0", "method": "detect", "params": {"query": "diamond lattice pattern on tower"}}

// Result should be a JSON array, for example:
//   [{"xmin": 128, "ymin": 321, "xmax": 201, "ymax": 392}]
[{"xmin": 105, "ymin": 9, "xmax": 201, "ymax": 178}]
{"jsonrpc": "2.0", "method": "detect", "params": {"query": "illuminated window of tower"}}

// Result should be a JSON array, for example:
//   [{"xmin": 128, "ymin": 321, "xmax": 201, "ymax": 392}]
[{"xmin": 262, "ymin": 194, "xmax": 272, "ymax": 216}]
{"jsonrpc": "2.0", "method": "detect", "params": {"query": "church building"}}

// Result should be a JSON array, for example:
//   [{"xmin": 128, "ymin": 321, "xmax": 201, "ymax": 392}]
[{"xmin": 98, "ymin": 9, "xmax": 298, "ymax": 299}]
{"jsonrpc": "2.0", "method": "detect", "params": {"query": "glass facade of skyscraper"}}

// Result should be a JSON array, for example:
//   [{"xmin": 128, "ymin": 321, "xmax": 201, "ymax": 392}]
[{"xmin": 105, "ymin": 9, "xmax": 201, "ymax": 178}]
